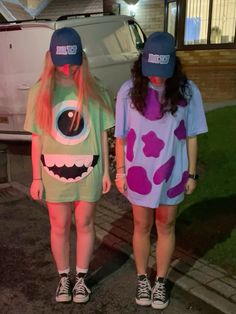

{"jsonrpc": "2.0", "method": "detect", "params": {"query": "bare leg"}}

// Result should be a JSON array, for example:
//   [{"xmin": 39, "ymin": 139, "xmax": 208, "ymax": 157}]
[
  {"xmin": 155, "ymin": 204, "xmax": 177, "ymax": 277},
  {"xmin": 132, "ymin": 205, "xmax": 153, "ymax": 274},
  {"xmin": 74, "ymin": 201, "xmax": 96, "ymax": 269},
  {"xmin": 47, "ymin": 202, "xmax": 72, "ymax": 271}
]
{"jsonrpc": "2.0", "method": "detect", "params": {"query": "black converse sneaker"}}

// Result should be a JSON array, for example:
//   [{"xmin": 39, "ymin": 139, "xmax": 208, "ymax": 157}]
[
  {"xmin": 152, "ymin": 277, "xmax": 170, "ymax": 309},
  {"xmin": 135, "ymin": 274, "xmax": 152, "ymax": 306},
  {"xmin": 55, "ymin": 273, "xmax": 72, "ymax": 302},
  {"xmin": 73, "ymin": 273, "xmax": 91, "ymax": 303}
]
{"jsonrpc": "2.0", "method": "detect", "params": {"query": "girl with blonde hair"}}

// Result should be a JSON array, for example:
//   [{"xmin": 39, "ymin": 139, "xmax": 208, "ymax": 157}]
[{"xmin": 24, "ymin": 27, "xmax": 114, "ymax": 304}]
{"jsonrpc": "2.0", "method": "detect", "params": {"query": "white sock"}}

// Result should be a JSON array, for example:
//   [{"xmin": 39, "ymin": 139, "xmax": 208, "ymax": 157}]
[
  {"xmin": 58, "ymin": 268, "xmax": 70, "ymax": 275},
  {"xmin": 76, "ymin": 267, "xmax": 88, "ymax": 275}
]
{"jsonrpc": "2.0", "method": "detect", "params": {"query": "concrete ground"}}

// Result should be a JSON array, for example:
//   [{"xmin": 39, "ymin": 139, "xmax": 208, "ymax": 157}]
[
  {"xmin": 0, "ymin": 179, "xmax": 234, "ymax": 314},
  {"xmin": 0, "ymin": 184, "xmax": 223, "ymax": 314}
]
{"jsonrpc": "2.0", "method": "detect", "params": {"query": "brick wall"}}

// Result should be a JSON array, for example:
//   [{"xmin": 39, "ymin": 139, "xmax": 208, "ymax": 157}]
[
  {"xmin": 39, "ymin": 0, "xmax": 102, "ymax": 20},
  {"xmin": 104, "ymin": 0, "xmax": 236, "ymax": 103},
  {"xmin": 177, "ymin": 49, "xmax": 236, "ymax": 102},
  {"xmin": 103, "ymin": 0, "xmax": 164, "ymax": 35},
  {"xmin": 2, "ymin": 1, "xmax": 32, "ymax": 20},
  {"xmin": 19, "ymin": 0, "xmax": 43, "ymax": 9}
]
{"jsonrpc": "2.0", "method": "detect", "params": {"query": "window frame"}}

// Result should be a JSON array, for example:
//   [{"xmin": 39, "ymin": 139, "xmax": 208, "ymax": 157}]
[{"xmin": 165, "ymin": 0, "xmax": 236, "ymax": 50}]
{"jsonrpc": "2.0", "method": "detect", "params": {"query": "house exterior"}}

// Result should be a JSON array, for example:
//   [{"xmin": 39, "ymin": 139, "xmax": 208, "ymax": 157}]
[
  {"xmin": 0, "ymin": 1, "xmax": 32, "ymax": 20},
  {"xmin": 38, "ymin": 0, "xmax": 103, "ymax": 20},
  {"xmin": 0, "ymin": 0, "xmax": 103, "ymax": 20},
  {"xmin": 104, "ymin": 0, "xmax": 236, "ymax": 103},
  {"xmin": 1, "ymin": 0, "xmax": 235, "ymax": 103}
]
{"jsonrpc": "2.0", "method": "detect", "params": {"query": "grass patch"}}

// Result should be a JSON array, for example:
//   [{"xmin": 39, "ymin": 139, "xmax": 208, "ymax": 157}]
[{"xmin": 176, "ymin": 106, "xmax": 236, "ymax": 275}]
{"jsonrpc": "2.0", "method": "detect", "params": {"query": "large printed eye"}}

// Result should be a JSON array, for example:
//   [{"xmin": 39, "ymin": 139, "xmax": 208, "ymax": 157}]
[
  {"xmin": 57, "ymin": 109, "xmax": 84, "ymax": 137},
  {"xmin": 51, "ymin": 100, "xmax": 90, "ymax": 145}
]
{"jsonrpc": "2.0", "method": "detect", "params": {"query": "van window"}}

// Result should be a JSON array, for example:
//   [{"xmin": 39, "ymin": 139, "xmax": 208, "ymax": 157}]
[
  {"xmin": 128, "ymin": 20, "xmax": 146, "ymax": 50},
  {"xmin": 75, "ymin": 21, "xmax": 137, "ymax": 58}
]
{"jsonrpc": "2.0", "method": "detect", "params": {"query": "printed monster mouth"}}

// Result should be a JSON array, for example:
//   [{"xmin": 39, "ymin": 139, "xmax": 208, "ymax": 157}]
[{"xmin": 41, "ymin": 154, "xmax": 99, "ymax": 182}]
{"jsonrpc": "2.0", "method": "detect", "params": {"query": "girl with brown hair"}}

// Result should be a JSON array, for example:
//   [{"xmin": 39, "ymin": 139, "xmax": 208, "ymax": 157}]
[{"xmin": 115, "ymin": 31, "xmax": 208, "ymax": 309}]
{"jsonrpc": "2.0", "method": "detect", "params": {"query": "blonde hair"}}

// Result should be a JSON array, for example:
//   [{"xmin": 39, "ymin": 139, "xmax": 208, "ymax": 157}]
[{"xmin": 35, "ymin": 51, "xmax": 110, "ymax": 133}]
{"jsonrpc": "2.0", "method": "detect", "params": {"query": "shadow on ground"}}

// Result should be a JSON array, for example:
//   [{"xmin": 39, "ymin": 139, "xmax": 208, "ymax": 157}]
[
  {"xmin": 0, "ymin": 191, "xmax": 131, "ymax": 313},
  {"xmin": 176, "ymin": 195, "xmax": 236, "ymax": 270},
  {"xmin": 176, "ymin": 194, "xmax": 236, "ymax": 253},
  {"xmin": 103, "ymin": 186, "xmax": 236, "ymax": 277}
]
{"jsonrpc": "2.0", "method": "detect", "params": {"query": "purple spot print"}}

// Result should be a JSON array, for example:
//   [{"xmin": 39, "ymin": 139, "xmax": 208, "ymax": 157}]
[
  {"xmin": 142, "ymin": 131, "xmax": 165, "ymax": 158},
  {"xmin": 126, "ymin": 128, "xmax": 136, "ymax": 162},
  {"xmin": 127, "ymin": 166, "xmax": 152, "ymax": 195},
  {"xmin": 178, "ymin": 99, "xmax": 187, "ymax": 107},
  {"xmin": 153, "ymin": 156, "xmax": 175, "ymax": 185},
  {"xmin": 174, "ymin": 120, "xmax": 186, "ymax": 140},
  {"xmin": 143, "ymin": 88, "xmax": 163, "ymax": 120},
  {"xmin": 167, "ymin": 171, "xmax": 189, "ymax": 198}
]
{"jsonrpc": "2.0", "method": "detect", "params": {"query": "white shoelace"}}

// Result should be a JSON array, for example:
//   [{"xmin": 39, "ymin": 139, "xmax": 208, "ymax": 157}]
[
  {"xmin": 137, "ymin": 278, "xmax": 151, "ymax": 298},
  {"xmin": 73, "ymin": 277, "xmax": 91, "ymax": 295},
  {"xmin": 58, "ymin": 277, "xmax": 70, "ymax": 294},
  {"xmin": 152, "ymin": 282, "xmax": 166, "ymax": 301}
]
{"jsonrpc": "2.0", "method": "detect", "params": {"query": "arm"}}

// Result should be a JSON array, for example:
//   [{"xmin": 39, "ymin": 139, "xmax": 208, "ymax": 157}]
[
  {"xmin": 101, "ymin": 131, "xmax": 111, "ymax": 194},
  {"xmin": 30, "ymin": 133, "xmax": 43, "ymax": 200},
  {"xmin": 115, "ymin": 137, "xmax": 127, "ymax": 194},
  {"xmin": 185, "ymin": 136, "xmax": 198, "ymax": 195}
]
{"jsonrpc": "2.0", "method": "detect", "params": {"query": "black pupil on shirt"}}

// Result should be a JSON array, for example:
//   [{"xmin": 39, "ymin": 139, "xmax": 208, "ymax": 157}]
[{"xmin": 57, "ymin": 110, "xmax": 84, "ymax": 137}]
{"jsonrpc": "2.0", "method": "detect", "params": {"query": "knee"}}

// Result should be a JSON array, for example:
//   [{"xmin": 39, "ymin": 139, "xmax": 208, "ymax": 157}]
[
  {"xmin": 51, "ymin": 219, "xmax": 70, "ymax": 237},
  {"xmin": 156, "ymin": 218, "xmax": 176, "ymax": 236},
  {"xmin": 75, "ymin": 217, "xmax": 94, "ymax": 234},
  {"xmin": 134, "ymin": 218, "xmax": 152, "ymax": 235}
]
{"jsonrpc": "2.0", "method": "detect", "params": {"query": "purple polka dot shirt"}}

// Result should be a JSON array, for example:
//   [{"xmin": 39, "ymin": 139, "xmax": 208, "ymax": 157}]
[{"xmin": 115, "ymin": 80, "xmax": 208, "ymax": 208}]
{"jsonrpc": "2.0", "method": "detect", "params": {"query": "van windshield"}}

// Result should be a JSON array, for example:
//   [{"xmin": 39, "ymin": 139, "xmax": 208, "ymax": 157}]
[{"xmin": 77, "ymin": 21, "xmax": 137, "ymax": 57}]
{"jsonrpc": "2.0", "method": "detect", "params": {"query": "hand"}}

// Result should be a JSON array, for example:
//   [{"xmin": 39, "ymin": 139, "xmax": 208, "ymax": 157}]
[
  {"xmin": 185, "ymin": 178, "xmax": 197, "ymax": 195},
  {"xmin": 115, "ymin": 175, "xmax": 128, "ymax": 195},
  {"xmin": 30, "ymin": 179, "xmax": 43, "ymax": 200},
  {"xmin": 102, "ymin": 173, "xmax": 111, "ymax": 194}
]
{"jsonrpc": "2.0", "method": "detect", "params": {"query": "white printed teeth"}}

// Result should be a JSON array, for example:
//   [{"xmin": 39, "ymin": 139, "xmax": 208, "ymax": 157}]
[
  {"xmin": 44, "ymin": 155, "xmax": 93, "ymax": 168},
  {"xmin": 44, "ymin": 165, "xmax": 94, "ymax": 182}
]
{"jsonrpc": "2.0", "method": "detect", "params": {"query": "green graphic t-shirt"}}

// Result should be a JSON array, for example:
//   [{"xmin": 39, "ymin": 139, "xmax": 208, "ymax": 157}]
[{"xmin": 24, "ymin": 81, "xmax": 115, "ymax": 202}]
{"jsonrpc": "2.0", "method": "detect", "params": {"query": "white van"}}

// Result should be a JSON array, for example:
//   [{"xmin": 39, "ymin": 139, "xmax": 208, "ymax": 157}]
[{"xmin": 0, "ymin": 13, "xmax": 145, "ymax": 140}]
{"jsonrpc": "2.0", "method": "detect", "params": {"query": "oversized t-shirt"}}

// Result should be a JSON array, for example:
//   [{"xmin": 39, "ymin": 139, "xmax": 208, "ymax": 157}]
[
  {"xmin": 24, "ymin": 81, "xmax": 115, "ymax": 202},
  {"xmin": 115, "ymin": 80, "xmax": 208, "ymax": 208}
]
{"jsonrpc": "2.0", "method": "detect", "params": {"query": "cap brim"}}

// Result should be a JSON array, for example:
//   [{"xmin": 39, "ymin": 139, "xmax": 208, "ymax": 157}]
[
  {"xmin": 51, "ymin": 53, "xmax": 82, "ymax": 66},
  {"xmin": 142, "ymin": 57, "xmax": 175, "ymax": 78}
]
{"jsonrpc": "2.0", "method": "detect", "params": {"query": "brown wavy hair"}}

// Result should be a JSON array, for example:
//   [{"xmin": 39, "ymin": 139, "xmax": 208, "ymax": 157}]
[{"xmin": 130, "ymin": 54, "xmax": 192, "ymax": 116}]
